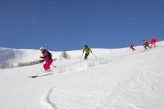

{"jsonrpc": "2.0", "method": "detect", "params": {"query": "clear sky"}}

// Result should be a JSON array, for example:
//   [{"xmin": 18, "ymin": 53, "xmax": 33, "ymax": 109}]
[{"xmin": 0, "ymin": 0, "xmax": 164, "ymax": 51}]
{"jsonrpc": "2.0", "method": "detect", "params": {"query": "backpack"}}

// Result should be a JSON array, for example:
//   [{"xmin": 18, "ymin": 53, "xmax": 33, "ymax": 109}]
[{"xmin": 46, "ymin": 50, "xmax": 52, "ymax": 58}]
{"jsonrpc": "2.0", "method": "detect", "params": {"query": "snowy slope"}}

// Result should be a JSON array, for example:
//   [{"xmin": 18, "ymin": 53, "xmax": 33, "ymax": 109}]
[{"xmin": 0, "ymin": 41, "xmax": 164, "ymax": 109}]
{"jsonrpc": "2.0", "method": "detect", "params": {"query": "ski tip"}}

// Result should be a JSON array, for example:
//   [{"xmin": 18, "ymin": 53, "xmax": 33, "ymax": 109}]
[{"xmin": 28, "ymin": 75, "xmax": 38, "ymax": 78}]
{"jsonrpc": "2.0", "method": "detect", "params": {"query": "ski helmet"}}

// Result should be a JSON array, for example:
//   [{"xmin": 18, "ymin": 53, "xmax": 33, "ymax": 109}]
[
  {"xmin": 40, "ymin": 47, "xmax": 45, "ymax": 50},
  {"xmin": 84, "ymin": 45, "xmax": 88, "ymax": 48}
]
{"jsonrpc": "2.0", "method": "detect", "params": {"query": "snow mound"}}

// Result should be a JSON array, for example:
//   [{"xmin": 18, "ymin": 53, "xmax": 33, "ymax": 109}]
[
  {"xmin": 55, "ymin": 58, "xmax": 109, "ymax": 73},
  {"xmin": 66, "ymin": 58, "xmax": 109, "ymax": 71},
  {"xmin": 0, "ymin": 48, "xmax": 19, "ymax": 64},
  {"xmin": 0, "ymin": 47, "xmax": 41, "ymax": 65}
]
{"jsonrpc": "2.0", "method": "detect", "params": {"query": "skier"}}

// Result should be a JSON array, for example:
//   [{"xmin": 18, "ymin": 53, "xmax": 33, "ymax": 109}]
[
  {"xmin": 39, "ymin": 47, "xmax": 53, "ymax": 72},
  {"xmin": 143, "ymin": 40, "xmax": 150, "ymax": 50},
  {"xmin": 150, "ymin": 36, "xmax": 157, "ymax": 48},
  {"xmin": 130, "ymin": 44, "xmax": 135, "ymax": 51},
  {"xmin": 83, "ymin": 45, "xmax": 92, "ymax": 60}
]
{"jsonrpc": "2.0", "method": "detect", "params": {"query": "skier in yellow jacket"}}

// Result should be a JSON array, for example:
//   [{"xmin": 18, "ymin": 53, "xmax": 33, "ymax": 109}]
[{"xmin": 83, "ymin": 45, "xmax": 92, "ymax": 60}]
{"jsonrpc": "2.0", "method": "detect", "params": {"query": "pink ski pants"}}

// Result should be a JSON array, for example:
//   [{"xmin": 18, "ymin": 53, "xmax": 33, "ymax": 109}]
[{"xmin": 43, "ymin": 60, "xmax": 53, "ymax": 71}]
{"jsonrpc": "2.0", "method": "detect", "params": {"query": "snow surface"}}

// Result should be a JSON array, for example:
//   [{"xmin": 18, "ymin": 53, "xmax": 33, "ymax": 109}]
[{"xmin": 0, "ymin": 41, "xmax": 164, "ymax": 109}]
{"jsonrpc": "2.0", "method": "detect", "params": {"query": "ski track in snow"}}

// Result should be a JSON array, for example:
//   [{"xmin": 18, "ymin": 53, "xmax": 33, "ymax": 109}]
[
  {"xmin": 41, "ymin": 87, "xmax": 58, "ymax": 109},
  {"xmin": 41, "ymin": 87, "xmax": 107, "ymax": 109},
  {"xmin": 56, "ymin": 58, "xmax": 110, "ymax": 74},
  {"xmin": 41, "ymin": 58, "xmax": 110, "ymax": 109}
]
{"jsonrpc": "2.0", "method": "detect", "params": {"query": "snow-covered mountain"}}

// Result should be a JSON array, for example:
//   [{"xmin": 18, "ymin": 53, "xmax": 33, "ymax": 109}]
[
  {"xmin": 0, "ymin": 47, "xmax": 41, "ymax": 65},
  {"xmin": 0, "ymin": 41, "xmax": 164, "ymax": 109}
]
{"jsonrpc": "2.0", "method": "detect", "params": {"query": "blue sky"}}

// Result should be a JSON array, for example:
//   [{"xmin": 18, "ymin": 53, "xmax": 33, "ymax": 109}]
[{"xmin": 0, "ymin": 0, "xmax": 164, "ymax": 51}]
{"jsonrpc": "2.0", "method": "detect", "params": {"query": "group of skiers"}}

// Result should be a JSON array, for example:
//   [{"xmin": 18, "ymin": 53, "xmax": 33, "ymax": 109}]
[
  {"xmin": 39, "ymin": 44, "xmax": 92, "ymax": 72},
  {"xmin": 40, "ymin": 36, "xmax": 157, "ymax": 72},
  {"xmin": 130, "ymin": 36, "xmax": 157, "ymax": 51}
]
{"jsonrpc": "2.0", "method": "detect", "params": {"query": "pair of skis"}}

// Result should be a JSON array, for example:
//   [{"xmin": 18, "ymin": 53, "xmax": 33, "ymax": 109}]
[
  {"xmin": 28, "ymin": 72, "xmax": 54, "ymax": 78},
  {"xmin": 29, "ymin": 63, "xmax": 57, "ymax": 78}
]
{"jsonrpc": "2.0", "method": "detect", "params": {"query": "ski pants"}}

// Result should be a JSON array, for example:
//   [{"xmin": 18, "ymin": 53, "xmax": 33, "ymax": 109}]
[
  {"xmin": 144, "ymin": 45, "xmax": 150, "ymax": 49},
  {"xmin": 84, "ymin": 53, "xmax": 89, "ymax": 60},
  {"xmin": 43, "ymin": 60, "xmax": 53, "ymax": 71},
  {"xmin": 150, "ymin": 42, "xmax": 156, "ymax": 47}
]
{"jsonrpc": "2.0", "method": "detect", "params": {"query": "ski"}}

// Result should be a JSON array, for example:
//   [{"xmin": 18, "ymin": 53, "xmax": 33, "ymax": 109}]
[
  {"xmin": 28, "ymin": 73, "xmax": 55, "ymax": 78},
  {"xmin": 28, "ymin": 75, "xmax": 38, "ymax": 78}
]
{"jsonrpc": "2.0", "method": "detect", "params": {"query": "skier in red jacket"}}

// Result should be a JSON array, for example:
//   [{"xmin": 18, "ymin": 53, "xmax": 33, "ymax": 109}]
[
  {"xmin": 150, "ymin": 36, "xmax": 157, "ymax": 48},
  {"xmin": 130, "ymin": 44, "xmax": 135, "ymax": 51},
  {"xmin": 143, "ymin": 40, "xmax": 150, "ymax": 50}
]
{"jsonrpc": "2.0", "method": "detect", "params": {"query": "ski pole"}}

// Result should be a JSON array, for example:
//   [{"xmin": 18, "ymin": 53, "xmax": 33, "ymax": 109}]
[
  {"xmin": 92, "ymin": 53, "xmax": 97, "ymax": 58},
  {"xmin": 80, "ymin": 53, "xmax": 84, "ymax": 60},
  {"xmin": 51, "ymin": 64, "xmax": 56, "ymax": 68},
  {"xmin": 51, "ymin": 59, "xmax": 57, "ymax": 68}
]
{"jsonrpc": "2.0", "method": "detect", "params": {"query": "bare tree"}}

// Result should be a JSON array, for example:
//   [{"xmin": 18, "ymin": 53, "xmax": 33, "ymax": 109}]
[
  {"xmin": 0, "ymin": 63, "xmax": 14, "ymax": 69},
  {"xmin": 60, "ymin": 50, "xmax": 69, "ymax": 60}
]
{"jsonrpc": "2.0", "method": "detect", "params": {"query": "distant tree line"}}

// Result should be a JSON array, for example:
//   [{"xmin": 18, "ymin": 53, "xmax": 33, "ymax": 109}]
[
  {"xmin": 0, "ymin": 63, "xmax": 14, "ymax": 69},
  {"xmin": 0, "ymin": 51, "xmax": 69, "ymax": 69},
  {"xmin": 0, "ymin": 58, "xmax": 57, "ymax": 69}
]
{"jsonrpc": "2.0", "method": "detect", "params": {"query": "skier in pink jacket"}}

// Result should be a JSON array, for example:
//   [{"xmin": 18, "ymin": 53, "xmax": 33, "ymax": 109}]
[
  {"xmin": 40, "ymin": 47, "xmax": 53, "ymax": 72},
  {"xmin": 130, "ymin": 44, "xmax": 135, "ymax": 51}
]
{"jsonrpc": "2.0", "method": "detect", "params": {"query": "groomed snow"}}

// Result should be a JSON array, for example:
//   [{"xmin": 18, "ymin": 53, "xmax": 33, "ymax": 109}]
[{"xmin": 0, "ymin": 41, "xmax": 164, "ymax": 109}]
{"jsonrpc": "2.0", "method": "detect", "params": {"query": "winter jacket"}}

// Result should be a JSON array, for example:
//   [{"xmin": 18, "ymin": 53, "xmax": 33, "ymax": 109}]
[
  {"xmin": 151, "ymin": 38, "xmax": 156, "ymax": 43},
  {"xmin": 83, "ymin": 48, "xmax": 92, "ymax": 54},
  {"xmin": 40, "ymin": 50, "xmax": 52, "ymax": 62},
  {"xmin": 143, "ymin": 40, "xmax": 149, "ymax": 46}
]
